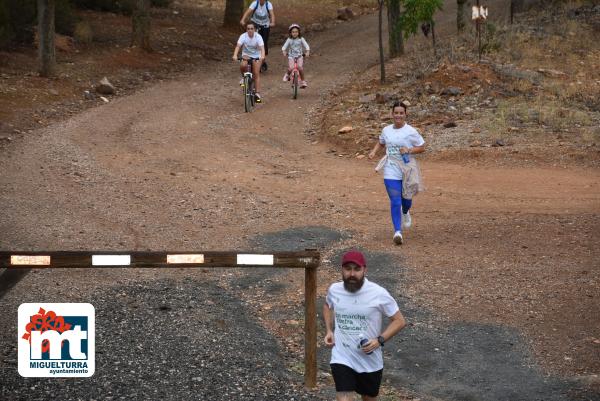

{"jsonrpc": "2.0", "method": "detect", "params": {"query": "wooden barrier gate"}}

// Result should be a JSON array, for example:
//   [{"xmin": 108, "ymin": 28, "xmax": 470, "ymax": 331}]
[{"xmin": 0, "ymin": 250, "xmax": 320, "ymax": 388}]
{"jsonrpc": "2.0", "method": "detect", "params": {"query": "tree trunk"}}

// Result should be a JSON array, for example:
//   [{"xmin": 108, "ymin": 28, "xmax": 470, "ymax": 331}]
[
  {"xmin": 476, "ymin": 0, "xmax": 481, "ymax": 61},
  {"xmin": 431, "ymin": 20, "xmax": 437, "ymax": 57},
  {"xmin": 37, "ymin": 0, "xmax": 55, "ymax": 77},
  {"xmin": 510, "ymin": 0, "xmax": 524, "ymax": 24},
  {"xmin": 224, "ymin": 0, "xmax": 244, "ymax": 27},
  {"xmin": 387, "ymin": 0, "xmax": 403, "ymax": 58},
  {"xmin": 132, "ymin": 0, "xmax": 151, "ymax": 51},
  {"xmin": 378, "ymin": 0, "xmax": 385, "ymax": 83},
  {"xmin": 457, "ymin": 0, "xmax": 467, "ymax": 33}
]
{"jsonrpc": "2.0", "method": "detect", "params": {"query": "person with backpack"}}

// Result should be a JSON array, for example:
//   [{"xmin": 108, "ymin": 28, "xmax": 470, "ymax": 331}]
[{"xmin": 240, "ymin": 0, "xmax": 275, "ymax": 73}]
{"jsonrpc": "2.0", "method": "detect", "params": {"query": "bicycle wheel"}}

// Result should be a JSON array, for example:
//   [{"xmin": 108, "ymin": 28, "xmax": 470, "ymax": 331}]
[
  {"xmin": 244, "ymin": 76, "xmax": 252, "ymax": 112},
  {"xmin": 292, "ymin": 72, "xmax": 298, "ymax": 99},
  {"xmin": 249, "ymin": 78, "xmax": 256, "ymax": 108}
]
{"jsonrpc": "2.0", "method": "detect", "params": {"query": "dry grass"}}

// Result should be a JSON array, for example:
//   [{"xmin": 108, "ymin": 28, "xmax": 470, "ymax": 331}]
[
  {"xmin": 309, "ymin": 0, "xmax": 599, "ymax": 164},
  {"xmin": 476, "ymin": 1, "xmax": 600, "ymax": 140},
  {"xmin": 495, "ymin": 4, "xmax": 600, "ymax": 99},
  {"xmin": 486, "ymin": 96, "xmax": 595, "ymax": 137}
]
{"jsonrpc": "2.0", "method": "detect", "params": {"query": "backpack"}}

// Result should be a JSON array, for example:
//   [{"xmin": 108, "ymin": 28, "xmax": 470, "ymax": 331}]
[{"xmin": 251, "ymin": 0, "xmax": 271, "ymax": 21}]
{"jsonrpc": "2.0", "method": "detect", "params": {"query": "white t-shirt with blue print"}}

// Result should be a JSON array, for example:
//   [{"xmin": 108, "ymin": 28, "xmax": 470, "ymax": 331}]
[{"xmin": 379, "ymin": 123, "xmax": 425, "ymax": 180}]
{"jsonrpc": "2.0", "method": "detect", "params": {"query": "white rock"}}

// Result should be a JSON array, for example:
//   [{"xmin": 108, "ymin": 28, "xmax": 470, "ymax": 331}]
[{"xmin": 96, "ymin": 77, "xmax": 115, "ymax": 95}]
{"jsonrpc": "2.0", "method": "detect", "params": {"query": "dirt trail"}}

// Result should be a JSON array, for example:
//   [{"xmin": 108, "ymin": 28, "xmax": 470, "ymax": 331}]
[{"xmin": 1, "ymin": 1, "xmax": 599, "ymax": 400}]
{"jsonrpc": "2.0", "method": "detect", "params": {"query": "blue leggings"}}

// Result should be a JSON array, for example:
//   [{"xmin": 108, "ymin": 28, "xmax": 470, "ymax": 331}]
[{"xmin": 384, "ymin": 179, "xmax": 412, "ymax": 232}]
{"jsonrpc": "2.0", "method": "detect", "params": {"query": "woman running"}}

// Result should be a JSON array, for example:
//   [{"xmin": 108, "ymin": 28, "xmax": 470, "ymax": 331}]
[{"xmin": 369, "ymin": 101, "xmax": 426, "ymax": 245}]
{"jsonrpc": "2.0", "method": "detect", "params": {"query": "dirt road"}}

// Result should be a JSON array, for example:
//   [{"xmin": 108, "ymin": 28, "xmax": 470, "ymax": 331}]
[{"xmin": 1, "ymin": 2, "xmax": 599, "ymax": 400}]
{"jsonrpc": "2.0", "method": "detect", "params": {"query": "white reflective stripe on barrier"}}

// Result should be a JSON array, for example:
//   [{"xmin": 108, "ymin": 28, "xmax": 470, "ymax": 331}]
[
  {"xmin": 91, "ymin": 255, "xmax": 131, "ymax": 266},
  {"xmin": 236, "ymin": 254, "xmax": 274, "ymax": 265},
  {"xmin": 166, "ymin": 254, "xmax": 205, "ymax": 264},
  {"xmin": 10, "ymin": 255, "xmax": 51, "ymax": 265}
]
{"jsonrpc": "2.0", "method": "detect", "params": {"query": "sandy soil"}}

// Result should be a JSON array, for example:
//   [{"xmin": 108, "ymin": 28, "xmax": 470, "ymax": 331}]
[{"xmin": 1, "ymin": 0, "xmax": 599, "ymax": 399}]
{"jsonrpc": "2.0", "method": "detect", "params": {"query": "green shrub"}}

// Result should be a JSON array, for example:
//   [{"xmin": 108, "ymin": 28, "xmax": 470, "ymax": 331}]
[
  {"xmin": 0, "ymin": 0, "xmax": 14, "ymax": 48},
  {"xmin": 0, "ymin": 0, "xmax": 76, "ymax": 47},
  {"xmin": 115, "ymin": 0, "xmax": 135, "ymax": 16},
  {"xmin": 151, "ymin": 0, "xmax": 173, "ymax": 7},
  {"xmin": 73, "ymin": 20, "xmax": 93, "ymax": 44},
  {"xmin": 72, "ymin": 0, "xmax": 138, "ymax": 16},
  {"xmin": 72, "ymin": 0, "xmax": 120, "ymax": 12},
  {"xmin": 4, "ymin": 0, "xmax": 36, "ymax": 44},
  {"xmin": 482, "ymin": 22, "xmax": 502, "ymax": 54},
  {"xmin": 56, "ymin": 0, "xmax": 78, "ymax": 36}
]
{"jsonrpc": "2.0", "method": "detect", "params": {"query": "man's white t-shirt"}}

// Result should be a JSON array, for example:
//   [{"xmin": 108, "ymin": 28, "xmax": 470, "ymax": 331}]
[
  {"xmin": 379, "ymin": 123, "xmax": 425, "ymax": 180},
  {"xmin": 326, "ymin": 278, "xmax": 400, "ymax": 373},
  {"xmin": 249, "ymin": 0, "xmax": 273, "ymax": 27},
  {"xmin": 237, "ymin": 32, "xmax": 264, "ymax": 59}
]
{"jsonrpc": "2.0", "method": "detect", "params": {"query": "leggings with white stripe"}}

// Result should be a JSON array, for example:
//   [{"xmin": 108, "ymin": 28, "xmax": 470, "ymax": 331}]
[{"xmin": 384, "ymin": 179, "xmax": 412, "ymax": 232}]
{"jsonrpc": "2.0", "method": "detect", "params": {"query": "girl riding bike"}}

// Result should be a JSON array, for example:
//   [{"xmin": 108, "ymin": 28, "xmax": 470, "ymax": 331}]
[
  {"xmin": 240, "ymin": 0, "xmax": 275, "ymax": 73},
  {"xmin": 282, "ymin": 24, "xmax": 310, "ymax": 88},
  {"xmin": 232, "ymin": 22, "xmax": 265, "ymax": 103}
]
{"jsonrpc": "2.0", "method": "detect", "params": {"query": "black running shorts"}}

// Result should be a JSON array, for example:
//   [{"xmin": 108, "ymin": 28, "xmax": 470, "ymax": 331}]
[{"xmin": 330, "ymin": 363, "xmax": 383, "ymax": 397}]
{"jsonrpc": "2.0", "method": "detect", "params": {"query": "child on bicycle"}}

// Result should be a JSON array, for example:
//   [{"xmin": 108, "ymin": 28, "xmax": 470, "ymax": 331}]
[
  {"xmin": 282, "ymin": 24, "xmax": 310, "ymax": 88},
  {"xmin": 233, "ymin": 21, "xmax": 265, "ymax": 102}
]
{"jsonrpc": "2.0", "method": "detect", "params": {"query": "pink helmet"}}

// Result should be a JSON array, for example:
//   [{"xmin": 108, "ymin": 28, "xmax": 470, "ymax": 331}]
[{"xmin": 288, "ymin": 23, "xmax": 301, "ymax": 32}]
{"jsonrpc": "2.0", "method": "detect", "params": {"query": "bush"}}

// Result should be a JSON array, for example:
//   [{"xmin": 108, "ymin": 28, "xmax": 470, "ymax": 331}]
[
  {"xmin": 72, "ymin": 0, "xmax": 120, "ymax": 12},
  {"xmin": 118, "ymin": 0, "xmax": 136, "ymax": 15},
  {"xmin": 72, "ymin": 0, "xmax": 157, "ymax": 16},
  {"xmin": 0, "ymin": 0, "xmax": 77, "ymax": 48},
  {"xmin": 56, "ymin": 0, "xmax": 78, "ymax": 36},
  {"xmin": 151, "ymin": 0, "xmax": 173, "ymax": 7},
  {"xmin": 482, "ymin": 22, "xmax": 502, "ymax": 54},
  {"xmin": 3, "ymin": 0, "xmax": 37, "ymax": 44},
  {"xmin": 73, "ymin": 20, "xmax": 93, "ymax": 44},
  {"xmin": 0, "ymin": 0, "xmax": 14, "ymax": 48}
]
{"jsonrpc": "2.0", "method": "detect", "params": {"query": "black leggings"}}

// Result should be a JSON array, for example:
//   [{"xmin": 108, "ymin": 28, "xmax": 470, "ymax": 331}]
[{"xmin": 256, "ymin": 25, "xmax": 270, "ymax": 55}]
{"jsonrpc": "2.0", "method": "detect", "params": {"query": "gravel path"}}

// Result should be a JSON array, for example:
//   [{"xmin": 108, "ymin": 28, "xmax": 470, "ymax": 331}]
[
  {"xmin": 0, "ymin": 275, "xmax": 329, "ymax": 400},
  {"xmin": 1, "ymin": 1, "xmax": 599, "ymax": 400},
  {"xmin": 318, "ymin": 249, "xmax": 600, "ymax": 401}
]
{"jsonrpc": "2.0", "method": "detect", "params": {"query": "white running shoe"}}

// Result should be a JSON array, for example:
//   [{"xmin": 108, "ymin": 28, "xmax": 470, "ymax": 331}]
[
  {"xmin": 239, "ymin": 78, "xmax": 244, "ymax": 86},
  {"xmin": 393, "ymin": 231, "xmax": 403, "ymax": 245},
  {"xmin": 402, "ymin": 211, "xmax": 412, "ymax": 229}
]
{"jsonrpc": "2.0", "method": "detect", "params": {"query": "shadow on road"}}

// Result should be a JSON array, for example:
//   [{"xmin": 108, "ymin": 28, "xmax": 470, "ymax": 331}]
[
  {"xmin": 312, "ymin": 248, "xmax": 599, "ymax": 401},
  {"xmin": 0, "ymin": 268, "xmax": 31, "ymax": 300}
]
